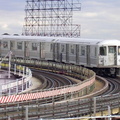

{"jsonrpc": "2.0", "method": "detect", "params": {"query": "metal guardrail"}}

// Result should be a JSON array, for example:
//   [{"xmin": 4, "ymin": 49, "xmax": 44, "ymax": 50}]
[
  {"xmin": 13, "ymin": 58, "xmax": 96, "ymax": 95},
  {"xmin": 0, "ymin": 57, "xmax": 97, "ymax": 119},
  {"xmin": 0, "ymin": 58, "xmax": 96, "ymax": 103},
  {"xmin": 0, "ymin": 62, "xmax": 32, "ymax": 96},
  {"xmin": 0, "ymin": 92, "xmax": 120, "ymax": 120}
]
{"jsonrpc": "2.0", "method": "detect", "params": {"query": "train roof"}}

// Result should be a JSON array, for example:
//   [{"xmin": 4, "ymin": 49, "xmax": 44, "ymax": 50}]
[{"xmin": 0, "ymin": 35, "xmax": 120, "ymax": 46}]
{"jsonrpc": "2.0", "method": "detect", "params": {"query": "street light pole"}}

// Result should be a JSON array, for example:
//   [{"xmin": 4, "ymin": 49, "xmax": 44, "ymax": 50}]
[{"xmin": 8, "ymin": 51, "xmax": 12, "ymax": 78}]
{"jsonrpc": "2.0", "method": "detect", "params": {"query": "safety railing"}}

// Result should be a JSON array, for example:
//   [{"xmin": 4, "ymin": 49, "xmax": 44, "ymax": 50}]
[
  {"xmin": 15, "ymin": 59, "xmax": 96, "ymax": 94},
  {"xmin": 0, "ymin": 58, "xmax": 95, "ymax": 103},
  {"xmin": 0, "ymin": 62, "xmax": 32, "ymax": 96},
  {"xmin": 0, "ymin": 92, "xmax": 120, "ymax": 119}
]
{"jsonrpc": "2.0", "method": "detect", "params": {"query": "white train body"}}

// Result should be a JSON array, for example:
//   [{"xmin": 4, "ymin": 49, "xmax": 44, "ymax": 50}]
[{"xmin": 0, "ymin": 35, "xmax": 120, "ymax": 76}]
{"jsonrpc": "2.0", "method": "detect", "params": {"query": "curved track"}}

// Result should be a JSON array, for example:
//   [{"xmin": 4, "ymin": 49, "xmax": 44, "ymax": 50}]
[
  {"xmin": 32, "ymin": 69, "xmax": 76, "ymax": 89},
  {"xmin": 0, "ymin": 61, "xmax": 120, "ymax": 119},
  {"xmin": 31, "ymin": 69, "xmax": 120, "ymax": 97},
  {"xmin": 100, "ymin": 77, "xmax": 120, "ymax": 95}
]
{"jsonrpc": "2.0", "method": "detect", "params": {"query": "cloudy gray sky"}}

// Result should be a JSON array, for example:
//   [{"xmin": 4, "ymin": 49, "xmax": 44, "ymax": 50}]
[{"xmin": 0, "ymin": 0, "xmax": 120, "ymax": 39}]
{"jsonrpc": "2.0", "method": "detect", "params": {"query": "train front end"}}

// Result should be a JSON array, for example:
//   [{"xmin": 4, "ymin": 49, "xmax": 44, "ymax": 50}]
[{"xmin": 98, "ymin": 40, "xmax": 120, "ymax": 76}]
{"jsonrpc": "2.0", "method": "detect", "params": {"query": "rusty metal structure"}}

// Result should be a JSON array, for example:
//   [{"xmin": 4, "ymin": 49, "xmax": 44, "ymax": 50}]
[{"xmin": 22, "ymin": 0, "xmax": 81, "ymax": 37}]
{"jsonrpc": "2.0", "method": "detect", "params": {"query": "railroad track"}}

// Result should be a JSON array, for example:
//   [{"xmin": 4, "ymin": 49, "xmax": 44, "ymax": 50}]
[
  {"xmin": 0, "ymin": 75, "xmax": 119, "ymax": 120},
  {"xmin": 30, "ymin": 69, "xmax": 120, "ymax": 97},
  {"xmin": 0, "ymin": 61, "xmax": 120, "ymax": 119},
  {"xmin": 32, "ymin": 69, "xmax": 76, "ymax": 89},
  {"xmin": 100, "ymin": 77, "xmax": 120, "ymax": 95}
]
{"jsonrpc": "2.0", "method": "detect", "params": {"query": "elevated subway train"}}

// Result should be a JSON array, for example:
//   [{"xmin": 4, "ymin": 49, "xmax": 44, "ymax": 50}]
[{"xmin": 0, "ymin": 35, "xmax": 120, "ymax": 76}]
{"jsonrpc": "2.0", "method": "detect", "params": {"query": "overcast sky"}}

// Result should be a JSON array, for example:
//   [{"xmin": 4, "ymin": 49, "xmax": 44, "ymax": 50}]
[{"xmin": 0, "ymin": 0, "xmax": 120, "ymax": 39}]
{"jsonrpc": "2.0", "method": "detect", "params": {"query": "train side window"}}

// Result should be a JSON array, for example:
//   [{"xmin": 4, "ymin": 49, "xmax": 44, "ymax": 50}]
[
  {"xmin": 3, "ymin": 41, "xmax": 8, "ymax": 49},
  {"xmin": 61, "ymin": 44, "xmax": 65, "ymax": 53},
  {"xmin": 81, "ymin": 46, "xmax": 85, "ymax": 56},
  {"xmin": 100, "ymin": 47, "xmax": 106, "ymax": 55},
  {"xmin": 118, "ymin": 46, "xmax": 120, "ymax": 55},
  {"xmin": 70, "ymin": 45, "xmax": 75, "ymax": 54},
  {"xmin": 17, "ymin": 42, "xmax": 22, "ymax": 50},
  {"xmin": 32, "ymin": 43, "xmax": 37, "ymax": 51},
  {"xmin": 50, "ymin": 44, "xmax": 53, "ymax": 52}
]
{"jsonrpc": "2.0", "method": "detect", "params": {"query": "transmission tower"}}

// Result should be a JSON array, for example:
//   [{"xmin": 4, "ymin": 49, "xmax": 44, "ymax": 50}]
[{"xmin": 22, "ymin": 0, "xmax": 81, "ymax": 37}]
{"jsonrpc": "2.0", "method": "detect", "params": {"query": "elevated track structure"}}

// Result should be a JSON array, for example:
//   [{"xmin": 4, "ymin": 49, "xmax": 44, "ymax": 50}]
[
  {"xmin": 0, "ymin": 59, "xmax": 95, "ymax": 103},
  {"xmin": 0, "ymin": 58, "xmax": 120, "ymax": 119}
]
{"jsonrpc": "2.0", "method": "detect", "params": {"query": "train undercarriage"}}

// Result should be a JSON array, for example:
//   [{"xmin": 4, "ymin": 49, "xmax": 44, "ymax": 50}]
[{"xmin": 92, "ymin": 67, "xmax": 120, "ymax": 77}]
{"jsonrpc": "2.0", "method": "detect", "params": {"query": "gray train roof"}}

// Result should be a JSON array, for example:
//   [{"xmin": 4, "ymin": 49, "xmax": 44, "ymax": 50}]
[{"xmin": 0, "ymin": 35, "xmax": 120, "ymax": 46}]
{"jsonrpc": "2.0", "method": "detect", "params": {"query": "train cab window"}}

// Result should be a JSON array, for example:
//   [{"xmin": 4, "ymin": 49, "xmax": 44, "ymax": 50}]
[
  {"xmin": 118, "ymin": 46, "xmax": 120, "ymax": 55},
  {"xmin": 108, "ymin": 46, "xmax": 115, "ymax": 53},
  {"xmin": 32, "ymin": 43, "xmax": 37, "ymax": 51},
  {"xmin": 100, "ymin": 47, "xmax": 106, "ymax": 56},
  {"xmin": 17, "ymin": 42, "xmax": 22, "ymax": 50},
  {"xmin": 3, "ymin": 41, "xmax": 8, "ymax": 48}
]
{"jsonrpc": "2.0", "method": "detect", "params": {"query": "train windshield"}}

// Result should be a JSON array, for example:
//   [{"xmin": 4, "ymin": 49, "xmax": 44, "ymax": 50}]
[
  {"xmin": 108, "ymin": 46, "xmax": 115, "ymax": 53},
  {"xmin": 118, "ymin": 46, "xmax": 120, "ymax": 55},
  {"xmin": 100, "ymin": 46, "xmax": 106, "ymax": 56}
]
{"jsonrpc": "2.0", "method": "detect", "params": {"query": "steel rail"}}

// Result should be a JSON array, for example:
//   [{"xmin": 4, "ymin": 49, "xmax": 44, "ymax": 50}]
[{"xmin": 100, "ymin": 77, "xmax": 120, "ymax": 95}]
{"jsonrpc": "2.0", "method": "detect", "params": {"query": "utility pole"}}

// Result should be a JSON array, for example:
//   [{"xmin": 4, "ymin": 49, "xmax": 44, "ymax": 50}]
[{"xmin": 8, "ymin": 51, "xmax": 12, "ymax": 78}]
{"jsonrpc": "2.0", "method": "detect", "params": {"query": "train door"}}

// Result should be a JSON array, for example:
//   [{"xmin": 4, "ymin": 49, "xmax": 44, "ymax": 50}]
[
  {"xmin": 76, "ymin": 44, "xmax": 79, "ymax": 64},
  {"xmin": 24, "ymin": 41, "xmax": 30, "ymax": 58},
  {"xmin": 41, "ymin": 42, "xmax": 46, "ymax": 59},
  {"xmin": 55, "ymin": 43, "xmax": 60, "ymax": 61},
  {"xmin": 53, "ymin": 43, "xmax": 55, "ymax": 61},
  {"xmin": 66, "ymin": 44, "xmax": 69, "ymax": 63},
  {"xmin": 86, "ymin": 45, "xmax": 90, "ymax": 66},
  {"xmin": 10, "ymin": 41, "xmax": 13, "ymax": 51},
  {"xmin": 38, "ymin": 42, "xmax": 41, "ymax": 59},
  {"xmin": 108, "ymin": 46, "xmax": 116, "ymax": 65}
]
